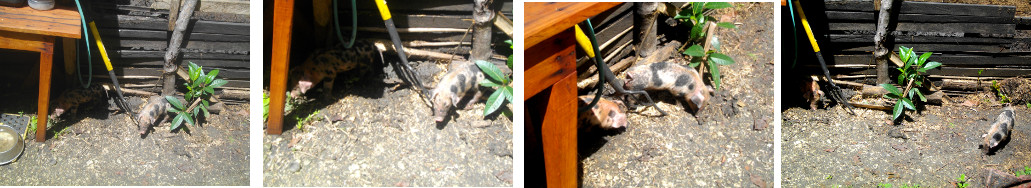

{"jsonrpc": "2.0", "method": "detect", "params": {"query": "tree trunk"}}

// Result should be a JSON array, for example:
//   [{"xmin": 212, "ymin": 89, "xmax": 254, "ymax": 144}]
[
  {"xmin": 634, "ymin": 2, "xmax": 658, "ymax": 57},
  {"xmin": 874, "ymin": 0, "xmax": 897, "ymax": 84},
  {"xmin": 471, "ymin": 0, "xmax": 494, "ymax": 62},
  {"xmin": 163, "ymin": 0, "xmax": 198, "ymax": 96}
]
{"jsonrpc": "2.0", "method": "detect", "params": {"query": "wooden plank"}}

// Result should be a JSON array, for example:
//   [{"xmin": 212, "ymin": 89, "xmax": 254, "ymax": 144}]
[
  {"xmin": 828, "ymin": 22, "xmax": 1015, "ymax": 35},
  {"xmin": 103, "ymin": 15, "xmax": 249, "ymax": 35},
  {"xmin": 111, "ymin": 40, "xmax": 250, "ymax": 52},
  {"xmin": 831, "ymin": 43, "xmax": 1010, "ymax": 53},
  {"xmin": 99, "ymin": 29, "xmax": 249, "ymax": 42},
  {"xmin": 352, "ymin": 0, "xmax": 513, "ymax": 13},
  {"xmin": 540, "ymin": 73, "xmax": 578, "ymax": 188},
  {"xmin": 525, "ymin": 30, "xmax": 577, "ymax": 100},
  {"xmin": 830, "ymin": 54, "xmax": 1031, "ymax": 67},
  {"xmin": 113, "ymin": 59, "xmax": 250, "ymax": 69},
  {"xmin": 589, "ymin": 2, "xmax": 633, "ymax": 31},
  {"xmin": 109, "ymin": 67, "xmax": 250, "ymax": 80},
  {"xmin": 825, "ymin": 1, "xmax": 1016, "ymax": 18},
  {"xmin": 0, "ymin": 30, "xmax": 49, "ymax": 52},
  {"xmin": 0, "ymin": 6, "xmax": 82, "ymax": 38},
  {"xmin": 825, "ymin": 11, "xmax": 1014, "ymax": 24},
  {"xmin": 827, "ymin": 34, "xmax": 1013, "ymax": 44},
  {"xmin": 594, "ymin": 10, "xmax": 633, "ymax": 52},
  {"xmin": 116, "ymin": 50, "xmax": 249, "ymax": 60},
  {"xmin": 525, "ymin": 2, "xmax": 622, "ymax": 48},
  {"xmin": 342, "ymin": 12, "xmax": 475, "ymax": 29}
]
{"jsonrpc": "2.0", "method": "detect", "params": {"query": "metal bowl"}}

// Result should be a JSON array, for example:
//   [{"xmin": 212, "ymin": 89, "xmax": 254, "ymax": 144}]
[{"xmin": 0, "ymin": 124, "xmax": 24, "ymax": 165}]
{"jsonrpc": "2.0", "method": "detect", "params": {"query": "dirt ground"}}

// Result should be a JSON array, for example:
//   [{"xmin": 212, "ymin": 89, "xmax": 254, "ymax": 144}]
[
  {"xmin": 783, "ymin": 93, "xmax": 1031, "ymax": 187},
  {"xmin": 262, "ymin": 57, "xmax": 513, "ymax": 186},
  {"xmin": 578, "ymin": 3, "xmax": 774, "ymax": 187},
  {"xmin": 0, "ymin": 94, "xmax": 250, "ymax": 186}
]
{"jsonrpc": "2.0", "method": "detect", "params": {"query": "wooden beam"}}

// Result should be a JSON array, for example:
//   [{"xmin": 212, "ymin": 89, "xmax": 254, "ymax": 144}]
[
  {"xmin": 827, "ymin": 34, "xmax": 1013, "ymax": 44},
  {"xmin": 267, "ymin": 0, "xmax": 295, "ymax": 135},
  {"xmin": 36, "ymin": 36, "xmax": 54, "ymax": 142},
  {"xmin": 525, "ymin": 2, "xmax": 622, "ymax": 48},
  {"xmin": 828, "ymin": 22, "xmax": 1015, "ymax": 35},
  {"xmin": 525, "ymin": 29, "xmax": 576, "ymax": 100},
  {"xmin": 825, "ymin": 11, "xmax": 1014, "ymax": 24},
  {"xmin": 540, "ymin": 73, "xmax": 578, "ymax": 188}
]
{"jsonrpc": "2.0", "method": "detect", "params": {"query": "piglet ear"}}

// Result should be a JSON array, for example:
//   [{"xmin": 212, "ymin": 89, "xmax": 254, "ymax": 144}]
[{"xmin": 451, "ymin": 95, "xmax": 461, "ymax": 107}]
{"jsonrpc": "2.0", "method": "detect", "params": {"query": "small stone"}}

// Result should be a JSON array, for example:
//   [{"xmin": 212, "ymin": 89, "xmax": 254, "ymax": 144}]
[
  {"xmin": 286, "ymin": 161, "xmax": 301, "ymax": 172},
  {"xmin": 887, "ymin": 129, "xmax": 906, "ymax": 139}
]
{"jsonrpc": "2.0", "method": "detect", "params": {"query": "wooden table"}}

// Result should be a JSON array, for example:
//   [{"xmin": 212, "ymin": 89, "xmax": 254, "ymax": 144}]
[
  {"xmin": 266, "ymin": 0, "xmax": 294, "ymax": 135},
  {"xmin": 0, "ymin": 6, "xmax": 81, "ymax": 142},
  {"xmin": 524, "ymin": 2, "xmax": 621, "ymax": 187}
]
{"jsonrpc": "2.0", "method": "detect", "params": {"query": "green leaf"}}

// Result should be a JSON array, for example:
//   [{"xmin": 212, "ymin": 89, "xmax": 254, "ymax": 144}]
[
  {"xmin": 690, "ymin": 23, "xmax": 705, "ymax": 41},
  {"xmin": 709, "ymin": 53, "xmax": 735, "ymax": 65},
  {"xmin": 182, "ymin": 113, "xmax": 195, "ymax": 127},
  {"xmin": 503, "ymin": 86, "xmax": 513, "ymax": 103},
  {"xmin": 919, "ymin": 61, "xmax": 941, "ymax": 72},
  {"xmin": 884, "ymin": 93, "xmax": 900, "ymax": 99},
  {"xmin": 709, "ymin": 61, "xmax": 722, "ymax": 90},
  {"xmin": 201, "ymin": 100, "xmax": 210, "ymax": 117},
  {"xmin": 880, "ymin": 83, "xmax": 902, "ymax": 96},
  {"xmin": 479, "ymin": 79, "xmax": 501, "ymax": 88},
  {"xmin": 188, "ymin": 62, "xmax": 200, "ymax": 82},
  {"xmin": 475, "ymin": 60, "xmax": 506, "ymax": 84},
  {"xmin": 167, "ymin": 106, "xmax": 181, "ymax": 113},
  {"xmin": 171, "ymin": 113, "xmax": 185, "ymax": 130},
  {"xmin": 716, "ymin": 22, "xmax": 737, "ymax": 29},
  {"xmin": 507, "ymin": 55, "xmax": 513, "ymax": 69},
  {"xmin": 914, "ymin": 89, "xmax": 927, "ymax": 102},
  {"xmin": 674, "ymin": 9, "xmax": 692, "ymax": 20},
  {"xmin": 892, "ymin": 102, "xmax": 904, "ymax": 120},
  {"xmin": 688, "ymin": 61, "xmax": 701, "ymax": 67},
  {"xmin": 900, "ymin": 98, "xmax": 916, "ymax": 110},
  {"xmin": 484, "ymin": 89, "xmax": 504, "ymax": 116},
  {"xmin": 705, "ymin": 2, "xmax": 732, "ymax": 9},
  {"xmin": 207, "ymin": 69, "xmax": 220, "ymax": 82},
  {"xmin": 917, "ymin": 52, "xmax": 932, "ymax": 66},
  {"xmin": 166, "ymin": 96, "xmax": 185, "ymax": 109},
  {"xmin": 684, "ymin": 45, "xmax": 705, "ymax": 57},
  {"xmin": 210, "ymin": 79, "xmax": 228, "ymax": 88},
  {"xmin": 692, "ymin": 2, "xmax": 705, "ymax": 15}
]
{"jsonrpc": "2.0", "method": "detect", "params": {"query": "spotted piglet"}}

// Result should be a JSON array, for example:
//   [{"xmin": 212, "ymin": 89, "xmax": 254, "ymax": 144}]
[
  {"xmin": 137, "ymin": 96, "xmax": 169, "ymax": 135},
  {"xmin": 51, "ymin": 84, "xmax": 106, "ymax": 120},
  {"xmin": 802, "ymin": 75, "xmax": 824, "ymax": 110},
  {"xmin": 983, "ymin": 106, "xmax": 1016, "ymax": 154},
  {"xmin": 623, "ymin": 62, "xmax": 714, "ymax": 113},
  {"xmin": 431, "ymin": 61, "xmax": 484, "ymax": 122},
  {"xmin": 287, "ymin": 41, "xmax": 377, "ymax": 99},
  {"xmin": 578, "ymin": 95, "xmax": 628, "ymax": 130}
]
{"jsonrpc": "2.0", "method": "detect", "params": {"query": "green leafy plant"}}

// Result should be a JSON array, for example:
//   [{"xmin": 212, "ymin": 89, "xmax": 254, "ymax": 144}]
[
  {"xmin": 295, "ymin": 109, "xmax": 320, "ymax": 132},
  {"xmin": 25, "ymin": 115, "xmax": 35, "ymax": 139},
  {"xmin": 675, "ymin": 2, "xmax": 737, "ymax": 90},
  {"xmin": 476, "ymin": 60, "xmax": 513, "ymax": 117},
  {"xmin": 879, "ymin": 183, "xmax": 893, "ymax": 188},
  {"xmin": 505, "ymin": 39, "xmax": 513, "ymax": 68},
  {"xmin": 991, "ymin": 80, "xmax": 1010, "ymax": 104},
  {"xmin": 956, "ymin": 174, "xmax": 969, "ymax": 188},
  {"xmin": 880, "ymin": 46, "xmax": 941, "ymax": 122},
  {"xmin": 165, "ymin": 62, "xmax": 228, "ymax": 131},
  {"xmin": 1015, "ymin": 166, "xmax": 1031, "ymax": 176},
  {"xmin": 263, "ymin": 92, "xmax": 270, "ymax": 122}
]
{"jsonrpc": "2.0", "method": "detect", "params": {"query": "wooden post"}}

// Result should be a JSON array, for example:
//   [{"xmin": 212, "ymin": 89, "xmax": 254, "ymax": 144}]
[
  {"xmin": 168, "ymin": 0, "xmax": 180, "ymax": 31},
  {"xmin": 471, "ymin": 0, "xmax": 494, "ymax": 62},
  {"xmin": 874, "ymin": 0, "xmax": 896, "ymax": 84},
  {"xmin": 267, "ymin": 0, "xmax": 295, "ymax": 135},
  {"xmin": 37, "ymin": 37, "xmax": 54, "ymax": 142},
  {"xmin": 163, "ymin": 0, "xmax": 197, "ymax": 96},
  {"xmin": 634, "ymin": 2, "xmax": 657, "ymax": 57}
]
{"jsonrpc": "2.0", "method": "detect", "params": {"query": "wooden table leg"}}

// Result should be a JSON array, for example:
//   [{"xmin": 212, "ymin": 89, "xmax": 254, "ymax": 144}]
[
  {"xmin": 267, "ymin": 0, "xmax": 295, "ymax": 135},
  {"xmin": 541, "ymin": 73, "xmax": 578, "ymax": 188},
  {"xmin": 37, "ymin": 36, "xmax": 54, "ymax": 142}
]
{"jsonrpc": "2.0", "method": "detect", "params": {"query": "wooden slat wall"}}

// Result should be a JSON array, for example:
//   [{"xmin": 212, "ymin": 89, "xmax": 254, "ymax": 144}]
[
  {"xmin": 812, "ymin": 0, "xmax": 1031, "ymax": 91},
  {"xmin": 86, "ymin": 0, "xmax": 250, "ymax": 101}
]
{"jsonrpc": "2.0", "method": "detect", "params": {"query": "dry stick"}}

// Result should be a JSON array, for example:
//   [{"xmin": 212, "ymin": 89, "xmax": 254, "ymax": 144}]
[{"xmin": 163, "ymin": 0, "xmax": 198, "ymax": 96}]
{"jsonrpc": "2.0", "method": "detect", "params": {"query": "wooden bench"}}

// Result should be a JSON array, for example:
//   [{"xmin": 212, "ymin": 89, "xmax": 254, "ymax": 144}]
[
  {"xmin": 524, "ymin": 2, "xmax": 621, "ymax": 187},
  {"xmin": 0, "ymin": 5, "xmax": 81, "ymax": 142}
]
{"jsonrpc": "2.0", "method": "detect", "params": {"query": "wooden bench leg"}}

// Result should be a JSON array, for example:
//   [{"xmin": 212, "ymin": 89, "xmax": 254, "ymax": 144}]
[
  {"xmin": 267, "ymin": 0, "xmax": 295, "ymax": 135},
  {"xmin": 541, "ymin": 73, "xmax": 578, "ymax": 188},
  {"xmin": 37, "ymin": 36, "xmax": 54, "ymax": 142}
]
